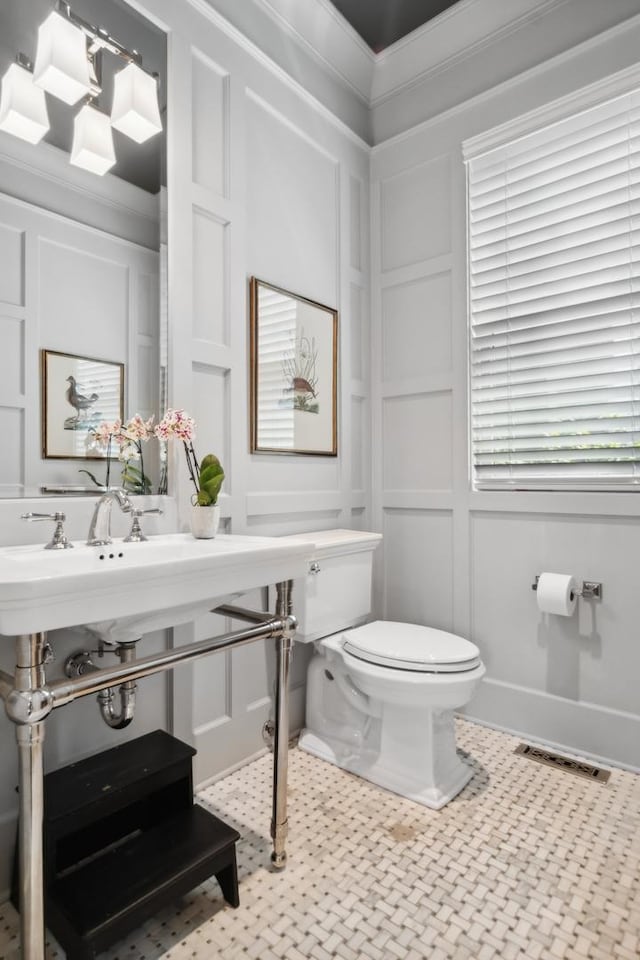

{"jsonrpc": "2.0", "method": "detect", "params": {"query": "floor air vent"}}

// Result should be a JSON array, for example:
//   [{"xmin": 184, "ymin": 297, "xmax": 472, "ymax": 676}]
[{"xmin": 514, "ymin": 743, "xmax": 610, "ymax": 783}]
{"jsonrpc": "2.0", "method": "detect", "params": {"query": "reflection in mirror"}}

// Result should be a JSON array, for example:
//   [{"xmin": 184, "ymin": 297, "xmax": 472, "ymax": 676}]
[
  {"xmin": 0, "ymin": 0, "xmax": 167, "ymax": 497},
  {"xmin": 250, "ymin": 278, "xmax": 338, "ymax": 457}
]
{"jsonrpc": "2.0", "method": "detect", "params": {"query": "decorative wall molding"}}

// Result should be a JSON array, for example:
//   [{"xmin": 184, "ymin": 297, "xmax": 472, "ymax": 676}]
[
  {"xmin": 258, "ymin": 0, "xmax": 374, "ymax": 103},
  {"xmin": 463, "ymin": 58, "xmax": 640, "ymax": 159},
  {"xmin": 186, "ymin": 0, "xmax": 371, "ymax": 148},
  {"xmin": 0, "ymin": 136, "xmax": 159, "ymax": 248},
  {"xmin": 246, "ymin": 491, "xmax": 344, "ymax": 516},
  {"xmin": 372, "ymin": 8, "xmax": 640, "ymax": 153},
  {"xmin": 371, "ymin": 0, "xmax": 566, "ymax": 106}
]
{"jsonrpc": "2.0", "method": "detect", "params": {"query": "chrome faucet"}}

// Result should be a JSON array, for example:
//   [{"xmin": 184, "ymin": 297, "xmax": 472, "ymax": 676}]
[{"xmin": 87, "ymin": 488, "xmax": 133, "ymax": 546}]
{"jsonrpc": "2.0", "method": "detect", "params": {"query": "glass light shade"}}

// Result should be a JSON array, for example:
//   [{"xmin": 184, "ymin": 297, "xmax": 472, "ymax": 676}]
[
  {"xmin": 33, "ymin": 10, "xmax": 91, "ymax": 105},
  {"xmin": 70, "ymin": 104, "xmax": 116, "ymax": 176},
  {"xmin": 0, "ymin": 63, "xmax": 49, "ymax": 144},
  {"xmin": 111, "ymin": 62, "xmax": 162, "ymax": 143}
]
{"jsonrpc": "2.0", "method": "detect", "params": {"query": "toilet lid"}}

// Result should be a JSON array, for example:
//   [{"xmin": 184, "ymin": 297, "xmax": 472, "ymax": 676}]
[{"xmin": 342, "ymin": 621, "xmax": 481, "ymax": 673}]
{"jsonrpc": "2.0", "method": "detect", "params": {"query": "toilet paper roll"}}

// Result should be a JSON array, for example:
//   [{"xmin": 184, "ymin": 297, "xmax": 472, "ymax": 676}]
[{"xmin": 536, "ymin": 572, "xmax": 578, "ymax": 616}]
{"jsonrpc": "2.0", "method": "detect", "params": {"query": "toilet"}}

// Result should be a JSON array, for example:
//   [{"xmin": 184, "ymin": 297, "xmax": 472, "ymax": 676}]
[{"xmin": 288, "ymin": 529, "xmax": 485, "ymax": 809}]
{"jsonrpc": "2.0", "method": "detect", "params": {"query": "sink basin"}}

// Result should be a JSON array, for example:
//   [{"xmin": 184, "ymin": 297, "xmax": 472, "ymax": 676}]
[{"xmin": 0, "ymin": 534, "xmax": 312, "ymax": 638}]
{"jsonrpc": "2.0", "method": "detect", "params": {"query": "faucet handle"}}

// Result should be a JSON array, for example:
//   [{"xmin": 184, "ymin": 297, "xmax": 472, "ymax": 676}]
[
  {"xmin": 123, "ymin": 507, "xmax": 163, "ymax": 543},
  {"xmin": 21, "ymin": 511, "xmax": 73, "ymax": 550}
]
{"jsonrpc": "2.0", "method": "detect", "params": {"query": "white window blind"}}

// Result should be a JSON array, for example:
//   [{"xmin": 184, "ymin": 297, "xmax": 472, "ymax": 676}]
[
  {"xmin": 467, "ymin": 88, "xmax": 640, "ymax": 490},
  {"xmin": 256, "ymin": 286, "xmax": 296, "ymax": 449}
]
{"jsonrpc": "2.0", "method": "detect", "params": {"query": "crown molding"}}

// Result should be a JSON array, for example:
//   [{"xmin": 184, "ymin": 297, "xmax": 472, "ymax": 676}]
[
  {"xmin": 370, "ymin": 0, "xmax": 568, "ymax": 106},
  {"xmin": 463, "ymin": 53, "xmax": 640, "ymax": 161},
  {"xmin": 258, "ymin": 0, "xmax": 375, "ymax": 103},
  {"xmin": 187, "ymin": 0, "xmax": 371, "ymax": 148},
  {"xmin": 372, "ymin": 10, "xmax": 640, "ymax": 156}
]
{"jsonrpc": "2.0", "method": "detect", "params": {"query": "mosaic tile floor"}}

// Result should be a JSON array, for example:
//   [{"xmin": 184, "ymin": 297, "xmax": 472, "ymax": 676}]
[{"xmin": 1, "ymin": 719, "xmax": 639, "ymax": 960}]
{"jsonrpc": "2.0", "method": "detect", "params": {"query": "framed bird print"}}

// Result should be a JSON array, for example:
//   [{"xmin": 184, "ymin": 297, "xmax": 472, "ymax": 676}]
[
  {"xmin": 41, "ymin": 350, "xmax": 124, "ymax": 460},
  {"xmin": 250, "ymin": 278, "xmax": 338, "ymax": 456}
]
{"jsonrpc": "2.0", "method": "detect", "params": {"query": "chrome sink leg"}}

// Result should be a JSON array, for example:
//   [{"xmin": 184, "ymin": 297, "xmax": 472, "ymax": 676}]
[
  {"xmin": 271, "ymin": 580, "xmax": 294, "ymax": 870},
  {"xmin": 14, "ymin": 633, "xmax": 48, "ymax": 960},
  {"xmin": 16, "ymin": 723, "xmax": 45, "ymax": 960}
]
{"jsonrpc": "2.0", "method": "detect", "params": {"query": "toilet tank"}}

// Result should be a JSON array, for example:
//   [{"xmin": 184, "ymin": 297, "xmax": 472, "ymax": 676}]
[{"xmin": 273, "ymin": 529, "xmax": 382, "ymax": 643}]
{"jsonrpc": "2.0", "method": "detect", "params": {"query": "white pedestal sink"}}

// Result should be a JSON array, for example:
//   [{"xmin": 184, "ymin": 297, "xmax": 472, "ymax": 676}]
[
  {"xmin": 0, "ymin": 531, "xmax": 313, "ymax": 960},
  {"xmin": 0, "ymin": 533, "xmax": 310, "ymax": 636}
]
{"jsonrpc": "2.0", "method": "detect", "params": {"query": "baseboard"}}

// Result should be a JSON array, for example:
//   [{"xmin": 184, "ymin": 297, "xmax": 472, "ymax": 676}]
[{"xmin": 463, "ymin": 677, "xmax": 640, "ymax": 774}]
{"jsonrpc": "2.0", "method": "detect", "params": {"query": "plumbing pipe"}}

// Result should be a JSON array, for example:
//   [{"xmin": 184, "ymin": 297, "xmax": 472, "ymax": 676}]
[{"xmin": 97, "ymin": 642, "xmax": 137, "ymax": 729}]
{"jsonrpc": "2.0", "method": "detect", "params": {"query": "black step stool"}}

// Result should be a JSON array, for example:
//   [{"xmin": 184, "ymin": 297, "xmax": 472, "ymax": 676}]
[{"xmin": 12, "ymin": 730, "xmax": 239, "ymax": 960}]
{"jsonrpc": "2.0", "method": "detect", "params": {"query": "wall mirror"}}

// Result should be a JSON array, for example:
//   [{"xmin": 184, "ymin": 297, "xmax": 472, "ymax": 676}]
[
  {"xmin": 0, "ymin": 0, "xmax": 167, "ymax": 497},
  {"xmin": 250, "ymin": 278, "xmax": 338, "ymax": 456}
]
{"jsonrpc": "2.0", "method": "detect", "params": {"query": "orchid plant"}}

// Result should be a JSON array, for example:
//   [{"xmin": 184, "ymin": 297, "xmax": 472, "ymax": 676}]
[
  {"xmin": 155, "ymin": 408, "xmax": 224, "ymax": 506},
  {"xmin": 83, "ymin": 414, "xmax": 155, "ymax": 494}
]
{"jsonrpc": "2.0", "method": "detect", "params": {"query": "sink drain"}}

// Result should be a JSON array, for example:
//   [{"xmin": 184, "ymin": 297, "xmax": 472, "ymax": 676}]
[{"xmin": 514, "ymin": 743, "xmax": 610, "ymax": 783}]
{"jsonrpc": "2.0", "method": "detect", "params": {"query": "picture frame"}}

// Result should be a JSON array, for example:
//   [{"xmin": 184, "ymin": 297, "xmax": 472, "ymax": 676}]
[
  {"xmin": 41, "ymin": 349, "xmax": 124, "ymax": 460},
  {"xmin": 250, "ymin": 277, "xmax": 338, "ymax": 456}
]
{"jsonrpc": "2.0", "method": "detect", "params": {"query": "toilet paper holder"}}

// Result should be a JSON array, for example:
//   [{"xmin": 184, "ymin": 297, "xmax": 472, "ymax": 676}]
[{"xmin": 531, "ymin": 576, "xmax": 602, "ymax": 600}]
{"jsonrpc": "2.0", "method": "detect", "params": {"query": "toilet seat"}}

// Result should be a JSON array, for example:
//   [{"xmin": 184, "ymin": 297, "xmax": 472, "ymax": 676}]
[{"xmin": 342, "ymin": 620, "xmax": 481, "ymax": 674}]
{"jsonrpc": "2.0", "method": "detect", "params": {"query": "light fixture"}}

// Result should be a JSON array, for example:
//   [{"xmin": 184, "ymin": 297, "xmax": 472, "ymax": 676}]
[
  {"xmin": 1, "ymin": 2, "xmax": 162, "ymax": 177},
  {"xmin": 0, "ymin": 56, "xmax": 49, "ymax": 144},
  {"xmin": 33, "ymin": 8, "xmax": 91, "ymax": 105},
  {"xmin": 70, "ymin": 103, "xmax": 115, "ymax": 176},
  {"xmin": 111, "ymin": 62, "xmax": 162, "ymax": 143}
]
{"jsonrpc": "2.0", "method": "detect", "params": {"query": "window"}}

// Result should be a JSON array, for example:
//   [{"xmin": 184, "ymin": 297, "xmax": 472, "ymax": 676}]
[{"xmin": 466, "ymin": 86, "xmax": 640, "ymax": 490}]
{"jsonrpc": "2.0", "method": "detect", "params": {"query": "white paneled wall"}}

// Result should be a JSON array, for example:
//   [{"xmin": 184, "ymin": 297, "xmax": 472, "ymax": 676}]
[
  {"xmin": 371, "ymin": 20, "xmax": 640, "ymax": 772},
  {"xmin": 150, "ymin": 0, "xmax": 371, "ymax": 784},
  {"xmin": 0, "ymin": 0, "xmax": 370, "ymax": 898},
  {"xmin": 0, "ymin": 193, "xmax": 158, "ymax": 497}
]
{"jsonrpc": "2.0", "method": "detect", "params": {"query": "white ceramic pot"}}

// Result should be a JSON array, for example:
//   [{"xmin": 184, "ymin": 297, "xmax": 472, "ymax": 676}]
[{"xmin": 190, "ymin": 503, "xmax": 220, "ymax": 539}]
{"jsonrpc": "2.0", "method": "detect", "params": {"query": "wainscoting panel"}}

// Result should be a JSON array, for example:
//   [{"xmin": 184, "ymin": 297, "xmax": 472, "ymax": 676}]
[
  {"xmin": 470, "ymin": 511, "xmax": 640, "ymax": 717},
  {"xmin": 38, "ymin": 239, "xmax": 130, "ymax": 360},
  {"xmin": 350, "ymin": 173, "xmax": 363, "ymax": 271},
  {"xmin": 351, "ymin": 396, "xmax": 365, "ymax": 492},
  {"xmin": 382, "ymin": 508, "xmax": 454, "ymax": 629},
  {"xmin": 0, "ymin": 313, "xmax": 23, "ymax": 398},
  {"xmin": 245, "ymin": 90, "xmax": 339, "ymax": 307},
  {"xmin": 191, "ymin": 50, "xmax": 229, "ymax": 199},
  {"xmin": 350, "ymin": 282, "xmax": 363, "ymax": 381},
  {"xmin": 0, "ymin": 222, "xmax": 23, "ymax": 305},
  {"xmin": 382, "ymin": 272, "xmax": 452, "ymax": 381},
  {"xmin": 192, "ymin": 209, "xmax": 228, "ymax": 346},
  {"xmin": 380, "ymin": 154, "xmax": 451, "ymax": 272},
  {"xmin": 192, "ymin": 363, "xmax": 230, "ymax": 474},
  {"xmin": 383, "ymin": 391, "xmax": 453, "ymax": 492},
  {"xmin": 0, "ymin": 407, "xmax": 23, "ymax": 493}
]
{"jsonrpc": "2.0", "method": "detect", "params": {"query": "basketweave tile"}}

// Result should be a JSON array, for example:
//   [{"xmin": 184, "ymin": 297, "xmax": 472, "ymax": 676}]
[{"xmin": 1, "ymin": 719, "xmax": 640, "ymax": 960}]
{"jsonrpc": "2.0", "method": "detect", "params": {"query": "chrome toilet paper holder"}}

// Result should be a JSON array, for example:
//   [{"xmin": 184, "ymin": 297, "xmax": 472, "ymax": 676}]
[{"xmin": 531, "ymin": 576, "xmax": 602, "ymax": 600}]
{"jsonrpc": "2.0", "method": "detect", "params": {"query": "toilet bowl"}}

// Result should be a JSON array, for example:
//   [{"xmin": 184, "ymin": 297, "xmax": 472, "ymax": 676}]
[
  {"xmin": 300, "ymin": 622, "xmax": 485, "ymax": 809},
  {"xmin": 281, "ymin": 529, "xmax": 485, "ymax": 809}
]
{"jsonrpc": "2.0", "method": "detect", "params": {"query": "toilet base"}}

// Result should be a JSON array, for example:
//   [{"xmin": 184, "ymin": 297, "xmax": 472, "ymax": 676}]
[{"xmin": 298, "ymin": 726, "xmax": 474, "ymax": 810}]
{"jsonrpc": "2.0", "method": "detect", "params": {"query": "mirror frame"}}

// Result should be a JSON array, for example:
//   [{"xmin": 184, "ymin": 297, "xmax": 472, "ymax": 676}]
[{"xmin": 250, "ymin": 277, "xmax": 338, "ymax": 457}]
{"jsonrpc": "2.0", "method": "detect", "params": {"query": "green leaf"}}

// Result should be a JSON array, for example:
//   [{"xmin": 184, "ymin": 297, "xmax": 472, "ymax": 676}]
[
  {"xmin": 200, "ymin": 454, "xmax": 222, "ymax": 473},
  {"xmin": 198, "ymin": 460, "xmax": 224, "ymax": 505},
  {"xmin": 78, "ymin": 468, "xmax": 105, "ymax": 488},
  {"xmin": 120, "ymin": 463, "xmax": 152, "ymax": 495},
  {"xmin": 200, "ymin": 462, "xmax": 224, "ymax": 485}
]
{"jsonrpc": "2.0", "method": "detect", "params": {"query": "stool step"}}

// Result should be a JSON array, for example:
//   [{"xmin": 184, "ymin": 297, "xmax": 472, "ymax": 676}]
[{"xmin": 46, "ymin": 804, "xmax": 240, "ymax": 959}]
